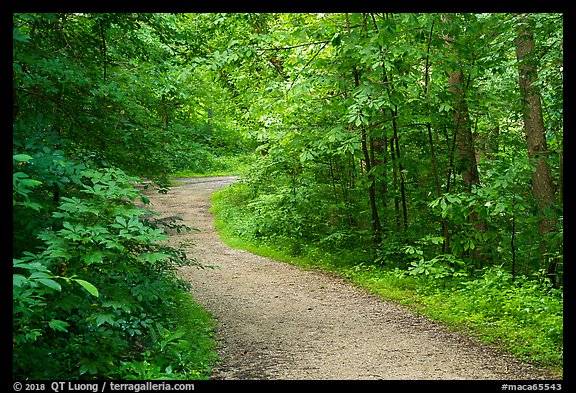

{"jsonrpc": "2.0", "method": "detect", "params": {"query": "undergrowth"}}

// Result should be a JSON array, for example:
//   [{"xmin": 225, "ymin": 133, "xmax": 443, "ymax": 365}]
[
  {"xmin": 13, "ymin": 163, "xmax": 218, "ymax": 379},
  {"xmin": 171, "ymin": 153, "xmax": 254, "ymax": 178},
  {"xmin": 109, "ymin": 292, "xmax": 218, "ymax": 380}
]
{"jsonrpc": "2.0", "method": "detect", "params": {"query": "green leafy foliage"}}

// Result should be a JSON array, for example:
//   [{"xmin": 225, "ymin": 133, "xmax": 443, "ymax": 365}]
[
  {"xmin": 12, "ymin": 162, "xmax": 214, "ymax": 379},
  {"xmin": 428, "ymin": 266, "xmax": 563, "ymax": 366},
  {"xmin": 13, "ymin": 13, "xmax": 249, "ymax": 184}
]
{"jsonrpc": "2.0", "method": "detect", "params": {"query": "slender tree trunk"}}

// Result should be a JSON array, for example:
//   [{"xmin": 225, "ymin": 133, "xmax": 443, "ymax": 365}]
[
  {"xmin": 328, "ymin": 156, "xmax": 339, "ymax": 203},
  {"xmin": 423, "ymin": 17, "xmax": 450, "ymax": 251},
  {"xmin": 450, "ymin": 69, "xmax": 489, "ymax": 264},
  {"xmin": 424, "ymin": 32, "xmax": 441, "ymax": 196},
  {"xmin": 390, "ymin": 136, "xmax": 401, "ymax": 231},
  {"xmin": 449, "ymin": 69, "xmax": 480, "ymax": 193},
  {"xmin": 488, "ymin": 125, "xmax": 500, "ymax": 159},
  {"xmin": 340, "ymin": 157, "xmax": 350, "ymax": 205},
  {"xmin": 391, "ymin": 107, "xmax": 408, "ymax": 231},
  {"xmin": 443, "ymin": 14, "xmax": 487, "ymax": 264},
  {"xmin": 515, "ymin": 13, "xmax": 559, "ymax": 282},
  {"xmin": 161, "ymin": 94, "xmax": 168, "ymax": 126},
  {"xmin": 373, "ymin": 134, "xmax": 387, "ymax": 213},
  {"xmin": 353, "ymin": 67, "xmax": 382, "ymax": 244},
  {"xmin": 368, "ymin": 14, "xmax": 393, "ymax": 225},
  {"xmin": 378, "ymin": 35, "xmax": 408, "ymax": 232},
  {"xmin": 441, "ymin": 15, "xmax": 481, "ymax": 194},
  {"xmin": 347, "ymin": 13, "xmax": 382, "ymax": 245},
  {"xmin": 445, "ymin": 123, "xmax": 457, "ymax": 194},
  {"xmin": 161, "ymin": 94, "xmax": 169, "ymax": 180},
  {"xmin": 99, "ymin": 19, "xmax": 107, "ymax": 81},
  {"xmin": 348, "ymin": 155, "xmax": 358, "ymax": 227}
]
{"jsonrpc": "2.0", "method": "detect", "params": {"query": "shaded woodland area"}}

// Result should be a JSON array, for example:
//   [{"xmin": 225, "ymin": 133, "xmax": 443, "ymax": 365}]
[{"xmin": 13, "ymin": 13, "xmax": 562, "ymax": 379}]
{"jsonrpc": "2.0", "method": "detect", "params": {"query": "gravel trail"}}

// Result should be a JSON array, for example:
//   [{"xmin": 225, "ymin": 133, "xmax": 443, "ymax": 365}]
[{"xmin": 143, "ymin": 176, "xmax": 553, "ymax": 380}]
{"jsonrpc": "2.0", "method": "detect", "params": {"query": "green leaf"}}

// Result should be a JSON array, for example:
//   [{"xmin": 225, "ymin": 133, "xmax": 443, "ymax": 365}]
[
  {"xmin": 13, "ymin": 154, "xmax": 33, "ymax": 162},
  {"xmin": 139, "ymin": 252, "xmax": 171, "ymax": 263},
  {"xmin": 495, "ymin": 202, "xmax": 506, "ymax": 214},
  {"xmin": 94, "ymin": 313, "xmax": 116, "ymax": 327},
  {"xmin": 13, "ymin": 28, "xmax": 30, "ymax": 43},
  {"xmin": 20, "ymin": 201, "xmax": 42, "ymax": 211},
  {"xmin": 37, "ymin": 278, "xmax": 62, "ymax": 291},
  {"xmin": 115, "ymin": 216, "xmax": 127, "ymax": 227},
  {"xmin": 439, "ymin": 103, "xmax": 453, "ymax": 112},
  {"xmin": 78, "ymin": 359, "xmax": 101, "ymax": 375},
  {"xmin": 331, "ymin": 32, "xmax": 341, "ymax": 46},
  {"xmin": 13, "ymin": 274, "xmax": 27, "ymax": 288},
  {"xmin": 21, "ymin": 178, "xmax": 42, "ymax": 188},
  {"xmin": 48, "ymin": 319, "xmax": 70, "ymax": 332},
  {"xmin": 74, "ymin": 279, "xmax": 99, "ymax": 297},
  {"xmin": 84, "ymin": 251, "xmax": 105, "ymax": 265}
]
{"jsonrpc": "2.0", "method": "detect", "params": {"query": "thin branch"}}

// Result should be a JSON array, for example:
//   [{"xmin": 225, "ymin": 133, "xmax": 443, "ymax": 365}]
[
  {"xmin": 99, "ymin": 19, "xmax": 107, "ymax": 81},
  {"xmin": 286, "ymin": 40, "xmax": 330, "ymax": 94},
  {"xmin": 259, "ymin": 40, "xmax": 329, "ymax": 51}
]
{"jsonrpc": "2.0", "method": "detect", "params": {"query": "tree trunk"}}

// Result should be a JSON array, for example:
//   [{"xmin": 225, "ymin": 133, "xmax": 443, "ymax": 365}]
[
  {"xmin": 449, "ymin": 70, "xmax": 480, "ymax": 192},
  {"xmin": 515, "ymin": 13, "xmax": 559, "ymax": 282},
  {"xmin": 99, "ymin": 19, "xmax": 107, "ymax": 81},
  {"xmin": 161, "ymin": 94, "xmax": 168, "ymax": 126},
  {"xmin": 391, "ymin": 107, "xmax": 408, "ymax": 231},
  {"xmin": 450, "ymin": 69, "xmax": 490, "ymax": 265},
  {"xmin": 373, "ymin": 134, "xmax": 388, "ymax": 213},
  {"xmin": 423, "ymin": 17, "xmax": 449, "ymax": 252},
  {"xmin": 161, "ymin": 94, "xmax": 169, "ymax": 181},
  {"xmin": 378, "ymin": 34, "xmax": 408, "ymax": 232},
  {"xmin": 347, "ymin": 13, "xmax": 382, "ymax": 245},
  {"xmin": 442, "ymin": 14, "xmax": 487, "ymax": 264},
  {"xmin": 353, "ymin": 67, "xmax": 383, "ymax": 244},
  {"xmin": 390, "ymin": 135, "xmax": 401, "ymax": 231}
]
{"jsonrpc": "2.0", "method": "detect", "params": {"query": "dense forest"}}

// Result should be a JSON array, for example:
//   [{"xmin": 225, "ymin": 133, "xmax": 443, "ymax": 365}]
[{"xmin": 13, "ymin": 13, "xmax": 562, "ymax": 379}]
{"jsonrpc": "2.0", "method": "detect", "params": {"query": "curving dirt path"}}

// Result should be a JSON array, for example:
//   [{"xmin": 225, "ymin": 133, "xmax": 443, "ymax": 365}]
[{"xmin": 143, "ymin": 176, "xmax": 554, "ymax": 380}]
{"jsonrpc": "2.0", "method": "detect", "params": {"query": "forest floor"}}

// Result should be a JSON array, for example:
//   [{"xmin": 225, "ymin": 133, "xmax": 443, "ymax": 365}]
[{"xmin": 144, "ymin": 176, "xmax": 554, "ymax": 380}]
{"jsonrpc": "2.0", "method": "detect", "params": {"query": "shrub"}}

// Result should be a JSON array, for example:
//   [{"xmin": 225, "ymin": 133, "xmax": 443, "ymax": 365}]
[{"xmin": 13, "ymin": 165, "xmax": 212, "ymax": 379}]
